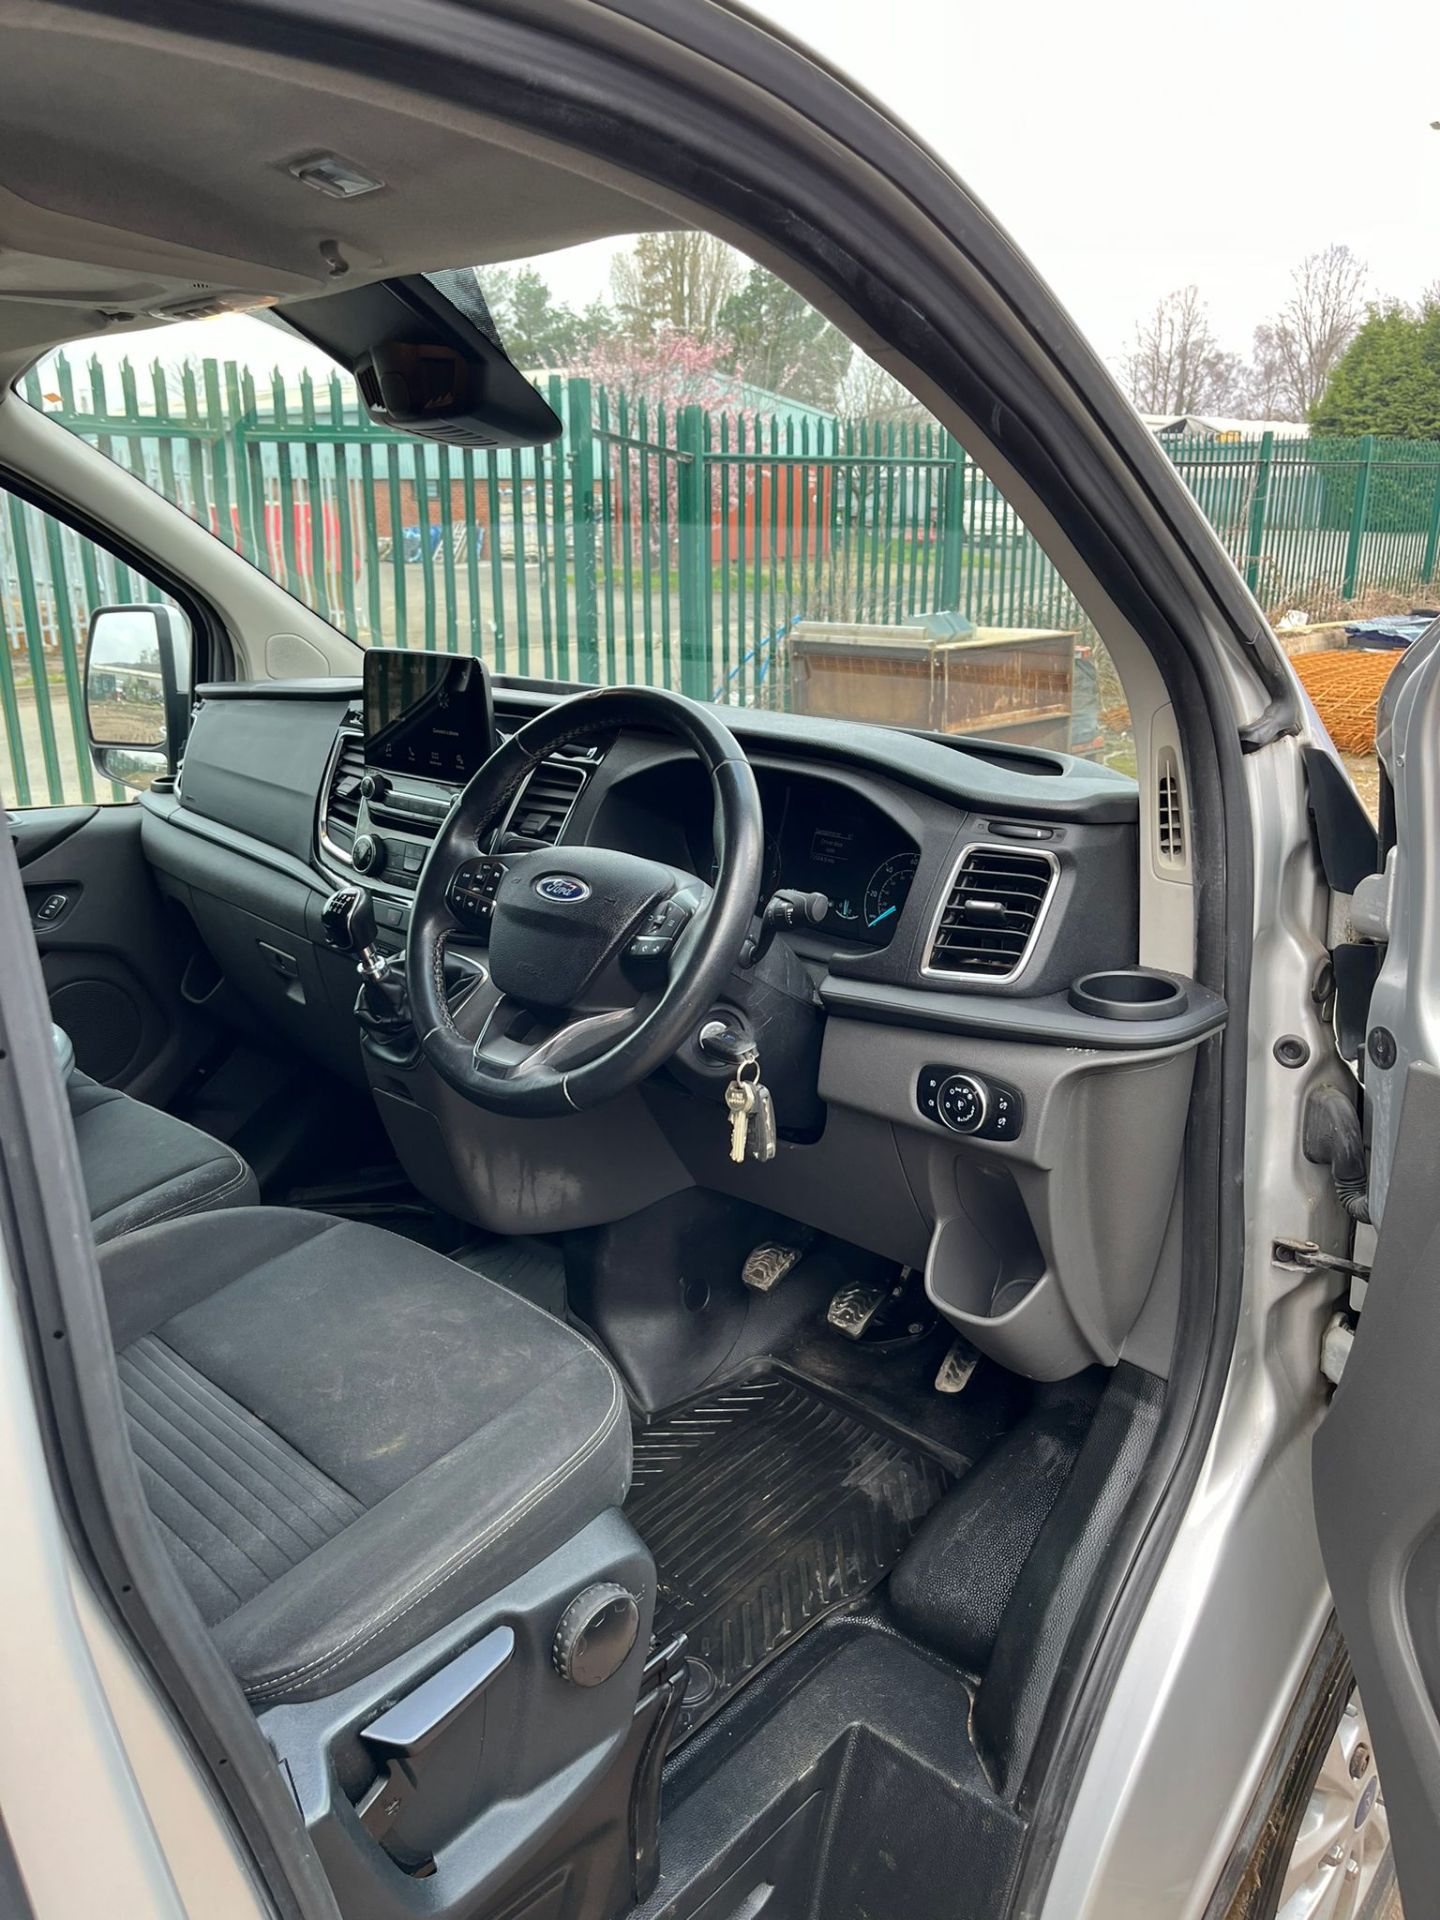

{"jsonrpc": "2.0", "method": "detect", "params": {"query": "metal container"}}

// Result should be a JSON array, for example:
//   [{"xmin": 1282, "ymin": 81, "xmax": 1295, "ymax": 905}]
[{"xmin": 788, "ymin": 617, "xmax": 1078, "ymax": 751}]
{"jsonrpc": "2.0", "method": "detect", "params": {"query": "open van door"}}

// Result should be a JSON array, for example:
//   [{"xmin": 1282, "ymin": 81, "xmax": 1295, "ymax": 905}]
[{"xmin": 1312, "ymin": 618, "xmax": 1440, "ymax": 1910}]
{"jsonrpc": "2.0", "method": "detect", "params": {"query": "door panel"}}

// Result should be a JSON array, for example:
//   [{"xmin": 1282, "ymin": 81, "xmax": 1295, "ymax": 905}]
[
  {"xmin": 1312, "ymin": 622, "xmax": 1440, "ymax": 1911},
  {"xmin": 11, "ymin": 803, "xmax": 208, "ymax": 1101},
  {"xmin": 1313, "ymin": 1065, "xmax": 1440, "ymax": 1912}
]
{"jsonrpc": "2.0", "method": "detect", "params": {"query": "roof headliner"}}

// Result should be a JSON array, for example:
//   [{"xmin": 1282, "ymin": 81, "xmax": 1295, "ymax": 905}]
[{"xmin": 0, "ymin": 3, "xmax": 686, "ymax": 376}]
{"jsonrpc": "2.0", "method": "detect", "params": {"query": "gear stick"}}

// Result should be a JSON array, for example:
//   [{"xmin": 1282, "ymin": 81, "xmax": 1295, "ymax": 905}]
[{"xmin": 320, "ymin": 885, "xmax": 411, "ymax": 1037}]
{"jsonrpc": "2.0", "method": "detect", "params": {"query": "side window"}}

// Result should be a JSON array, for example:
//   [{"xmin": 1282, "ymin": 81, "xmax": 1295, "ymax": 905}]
[{"xmin": 0, "ymin": 489, "xmax": 181, "ymax": 807}]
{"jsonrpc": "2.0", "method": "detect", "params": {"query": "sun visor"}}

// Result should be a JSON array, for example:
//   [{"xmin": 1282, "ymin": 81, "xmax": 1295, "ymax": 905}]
[{"xmin": 276, "ymin": 268, "xmax": 561, "ymax": 448}]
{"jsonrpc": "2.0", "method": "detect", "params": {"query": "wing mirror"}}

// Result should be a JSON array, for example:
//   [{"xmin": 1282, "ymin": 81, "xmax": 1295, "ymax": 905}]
[{"xmin": 84, "ymin": 603, "xmax": 192, "ymax": 792}]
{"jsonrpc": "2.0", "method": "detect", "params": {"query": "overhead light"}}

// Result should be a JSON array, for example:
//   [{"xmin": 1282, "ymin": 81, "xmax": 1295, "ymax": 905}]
[
  {"xmin": 287, "ymin": 153, "xmax": 386, "ymax": 200},
  {"xmin": 134, "ymin": 292, "xmax": 280, "ymax": 323}
]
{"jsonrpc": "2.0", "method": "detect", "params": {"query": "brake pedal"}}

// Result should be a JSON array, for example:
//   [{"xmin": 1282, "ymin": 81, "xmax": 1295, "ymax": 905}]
[
  {"xmin": 826, "ymin": 1279, "xmax": 895, "ymax": 1339},
  {"xmin": 935, "ymin": 1335, "xmax": 981, "ymax": 1395},
  {"xmin": 826, "ymin": 1264, "xmax": 936, "ymax": 1344},
  {"xmin": 743, "ymin": 1237, "xmax": 811, "ymax": 1294}
]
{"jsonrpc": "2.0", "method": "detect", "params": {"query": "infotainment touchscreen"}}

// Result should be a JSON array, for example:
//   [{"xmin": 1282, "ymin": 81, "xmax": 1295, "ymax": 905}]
[{"xmin": 362, "ymin": 649, "xmax": 496, "ymax": 782}]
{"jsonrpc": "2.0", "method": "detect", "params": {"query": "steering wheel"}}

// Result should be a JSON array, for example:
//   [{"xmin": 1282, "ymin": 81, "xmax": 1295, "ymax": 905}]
[{"xmin": 406, "ymin": 686, "xmax": 763, "ymax": 1117}]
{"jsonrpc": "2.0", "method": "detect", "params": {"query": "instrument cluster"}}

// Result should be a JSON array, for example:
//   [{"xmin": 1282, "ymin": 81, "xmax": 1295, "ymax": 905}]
[
  {"xmin": 587, "ymin": 758, "xmax": 922, "ymax": 949},
  {"xmin": 752, "ymin": 773, "xmax": 919, "ymax": 946}
]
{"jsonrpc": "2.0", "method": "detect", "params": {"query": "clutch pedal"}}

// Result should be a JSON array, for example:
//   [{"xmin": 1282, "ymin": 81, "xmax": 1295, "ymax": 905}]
[{"xmin": 742, "ymin": 1233, "xmax": 814, "ymax": 1294}]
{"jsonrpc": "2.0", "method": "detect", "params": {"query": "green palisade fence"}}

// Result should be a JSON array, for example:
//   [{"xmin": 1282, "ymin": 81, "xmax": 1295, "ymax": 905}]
[{"xmin": 5, "ymin": 351, "xmax": 1440, "ymax": 806}]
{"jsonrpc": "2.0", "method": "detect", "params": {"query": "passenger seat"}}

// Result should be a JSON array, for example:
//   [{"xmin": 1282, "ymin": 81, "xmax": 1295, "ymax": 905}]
[{"xmin": 53, "ymin": 1026, "xmax": 259, "ymax": 1242}]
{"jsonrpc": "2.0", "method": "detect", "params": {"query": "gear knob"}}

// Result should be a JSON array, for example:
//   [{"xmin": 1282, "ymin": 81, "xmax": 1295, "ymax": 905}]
[{"xmin": 321, "ymin": 884, "xmax": 378, "ymax": 958}]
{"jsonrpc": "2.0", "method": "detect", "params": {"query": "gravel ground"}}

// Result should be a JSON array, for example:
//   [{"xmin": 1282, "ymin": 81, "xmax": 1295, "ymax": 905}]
[{"xmin": 1343, "ymin": 753, "xmax": 1382, "ymax": 822}]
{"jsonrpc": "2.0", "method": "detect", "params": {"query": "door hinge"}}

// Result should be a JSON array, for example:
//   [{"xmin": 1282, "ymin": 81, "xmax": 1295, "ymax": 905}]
[{"xmin": 1272, "ymin": 1236, "xmax": 1372, "ymax": 1282}]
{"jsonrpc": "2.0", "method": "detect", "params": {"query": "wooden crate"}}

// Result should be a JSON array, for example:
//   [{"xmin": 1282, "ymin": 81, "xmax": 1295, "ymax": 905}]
[{"xmin": 789, "ymin": 620, "xmax": 1078, "ymax": 750}]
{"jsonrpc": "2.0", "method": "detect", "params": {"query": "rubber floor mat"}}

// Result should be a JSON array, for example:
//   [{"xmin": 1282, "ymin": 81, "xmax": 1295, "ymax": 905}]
[
  {"xmin": 626, "ymin": 1372, "xmax": 950, "ymax": 1740},
  {"xmin": 455, "ymin": 1237, "xmax": 567, "ymax": 1316}
]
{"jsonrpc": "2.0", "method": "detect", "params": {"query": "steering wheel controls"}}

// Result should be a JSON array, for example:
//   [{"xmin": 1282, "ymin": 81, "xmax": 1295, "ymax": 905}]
[
  {"xmin": 917, "ymin": 1065, "xmax": 1024, "ymax": 1141},
  {"xmin": 626, "ymin": 897, "xmax": 692, "ymax": 962},
  {"xmin": 448, "ymin": 857, "xmax": 506, "ymax": 930}
]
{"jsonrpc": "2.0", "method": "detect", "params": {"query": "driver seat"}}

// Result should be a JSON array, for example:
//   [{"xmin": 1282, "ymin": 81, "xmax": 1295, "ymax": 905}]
[
  {"xmin": 99, "ymin": 1206, "xmax": 634, "ymax": 1704},
  {"xmin": 100, "ymin": 1209, "xmax": 660, "ymax": 1903}
]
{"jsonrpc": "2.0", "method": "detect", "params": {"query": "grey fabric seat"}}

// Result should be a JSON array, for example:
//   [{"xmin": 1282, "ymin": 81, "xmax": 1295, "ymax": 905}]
[
  {"xmin": 98, "ymin": 1208, "xmax": 631, "ymax": 1704},
  {"xmin": 54, "ymin": 1027, "xmax": 259, "ymax": 1241}
]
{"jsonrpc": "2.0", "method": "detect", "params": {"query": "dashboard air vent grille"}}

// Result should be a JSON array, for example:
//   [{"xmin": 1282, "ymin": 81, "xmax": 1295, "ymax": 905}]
[
  {"xmin": 1156, "ymin": 747, "xmax": 1186, "ymax": 867},
  {"xmin": 322, "ymin": 731, "xmax": 365, "ymax": 851},
  {"xmin": 506, "ymin": 759, "xmax": 588, "ymax": 845},
  {"xmin": 927, "ymin": 845, "xmax": 1056, "ymax": 979}
]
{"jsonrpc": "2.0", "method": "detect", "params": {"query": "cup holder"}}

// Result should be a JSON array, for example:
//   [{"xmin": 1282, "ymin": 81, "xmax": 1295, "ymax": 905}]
[{"xmin": 1069, "ymin": 968, "xmax": 1189, "ymax": 1022}]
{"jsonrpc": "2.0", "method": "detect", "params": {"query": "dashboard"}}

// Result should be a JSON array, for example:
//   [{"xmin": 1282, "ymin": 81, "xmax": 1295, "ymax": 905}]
[
  {"xmin": 141, "ymin": 677, "xmax": 1236, "ymax": 1385},
  {"xmin": 171, "ymin": 677, "xmax": 1146, "ymax": 1008}
]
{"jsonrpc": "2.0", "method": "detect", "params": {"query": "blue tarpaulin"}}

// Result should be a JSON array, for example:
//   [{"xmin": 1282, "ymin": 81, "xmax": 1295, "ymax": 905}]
[{"xmin": 1343, "ymin": 611, "xmax": 1438, "ymax": 650}]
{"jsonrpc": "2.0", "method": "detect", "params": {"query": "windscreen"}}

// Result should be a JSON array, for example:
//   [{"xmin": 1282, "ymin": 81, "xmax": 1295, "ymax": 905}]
[{"xmin": 15, "ymin": 234, "xmax": 1137, "ymax": 811}]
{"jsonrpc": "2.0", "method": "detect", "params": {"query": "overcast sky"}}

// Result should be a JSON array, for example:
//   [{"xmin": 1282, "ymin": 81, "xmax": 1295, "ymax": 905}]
[{"xmin": 537, "ymin": 0, "xmax": 1440, "ymax": 369}]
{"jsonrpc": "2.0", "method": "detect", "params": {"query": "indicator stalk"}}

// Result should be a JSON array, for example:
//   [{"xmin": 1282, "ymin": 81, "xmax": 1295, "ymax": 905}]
[{"xmin": 740, "ymin": 888, "xmax": 830, "ymax": 968}]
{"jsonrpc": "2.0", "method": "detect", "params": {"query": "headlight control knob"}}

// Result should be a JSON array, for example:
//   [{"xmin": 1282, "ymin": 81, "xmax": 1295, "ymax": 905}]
[{"xmin": 936, "ymin": 1072, "xmax": 989, "ymax": 1134}]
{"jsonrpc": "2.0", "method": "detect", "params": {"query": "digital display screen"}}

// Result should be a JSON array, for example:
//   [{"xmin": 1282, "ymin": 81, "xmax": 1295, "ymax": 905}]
[{"xmin": 363, "ymin": 650, "xmax": 495, "ymax": 783}]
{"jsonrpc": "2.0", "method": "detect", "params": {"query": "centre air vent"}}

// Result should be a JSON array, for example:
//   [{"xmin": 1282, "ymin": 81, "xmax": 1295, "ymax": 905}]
[
  {"xmin": 926, "ymin": 845, "xmax": 1057, "ymax": 981},
  {"xmin": 505, "ymin": 758, "xmax": 588, "ymax": 845},
  {"xmin": 320, "ymin": 730, "xmax": 365, "ymax": 855}
]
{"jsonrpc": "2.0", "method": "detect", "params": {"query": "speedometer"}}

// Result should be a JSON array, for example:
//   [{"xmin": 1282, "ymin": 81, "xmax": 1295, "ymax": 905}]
[{"xmin": 863, "ymin": 852, "xmax": 920, "ymax": 935}]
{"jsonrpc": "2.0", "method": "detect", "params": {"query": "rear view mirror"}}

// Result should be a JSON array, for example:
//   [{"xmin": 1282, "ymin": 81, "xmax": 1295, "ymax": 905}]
[{"xmin": 84, "ymin": 604, "xmax": 191, "ymax": 791}]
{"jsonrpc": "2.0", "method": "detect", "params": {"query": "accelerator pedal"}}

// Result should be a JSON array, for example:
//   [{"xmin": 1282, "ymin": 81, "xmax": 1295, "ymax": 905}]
[{"xmin": 934, "ymin": 1334, "xmax": 982, "ymax": 1395}]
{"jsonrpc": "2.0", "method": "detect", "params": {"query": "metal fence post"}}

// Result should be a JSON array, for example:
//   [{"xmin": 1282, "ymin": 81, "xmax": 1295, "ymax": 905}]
[
  {"xmin": 5, "ymin": 497, "xmax": 64, "ymax": 803},
  {"xmin": 1244, "ymin": 431, "xmax": 1275, "ymax": 596},
  {"xmin": 1422, "ymin": 466, "xmax": 1440, "ymax": 585},
  {"xmin": 675, "ymin": 405, "xmax": 711, "ymax": 699},
  {"xmin": 1342, "ymin": 434, "xmax": 1376, "ymax": 602},
  {"xmin": 566, "ymin": 378, "xmax": 600, "ymax": 683},
  {"xmin": 939, "ymin": 434, "xmax": 966, "ymax": 611}
]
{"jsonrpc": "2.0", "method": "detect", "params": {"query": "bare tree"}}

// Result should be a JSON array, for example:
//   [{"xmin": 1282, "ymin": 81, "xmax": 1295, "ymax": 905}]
[
  {"xmin": 1243, "ymin": 323, "xmax": 1292, "ymax": 420},
  {"xmin": 835, "ymin": 350, "xmax": 926, "ymax": 420},
  {"xmin": 1253, "ymin": 244, "xmax": 1368, "ymax": 420},
  {"xmin": 609, "ymin": 233, "xmax": 745, "ymax": 342},
  {"xmin": 1123, "ymin": 286, "xmax": 1245, "ymax": 415}
]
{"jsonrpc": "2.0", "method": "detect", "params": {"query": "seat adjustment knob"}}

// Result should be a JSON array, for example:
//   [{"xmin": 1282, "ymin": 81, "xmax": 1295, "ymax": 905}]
[{"xmin": 552, "ymin": 1583, "xmax": 640, "ymax": 1687}]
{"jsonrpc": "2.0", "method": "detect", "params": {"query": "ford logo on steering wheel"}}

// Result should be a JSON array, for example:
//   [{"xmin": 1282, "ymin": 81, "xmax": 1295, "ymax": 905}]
[{"xmin": 535, "ymin": 874, "xmax": 591, "ymax": 903}]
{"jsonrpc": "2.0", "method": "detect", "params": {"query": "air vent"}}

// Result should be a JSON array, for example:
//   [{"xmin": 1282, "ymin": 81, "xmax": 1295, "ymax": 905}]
[
  {"xmin": 505, "ymin": 758, "xmax": 588, "ymax": 845},
  {"xmin": 320, "ymin": 730, "xmax": 365, "ymax": 856},
  {"xmin": 1156, "ymin": 746, "xmax": 1186, "ymax": 868},
  {"xmin": 926, "ymin": 845, "xmax": 1057, "ymax": 980}
]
